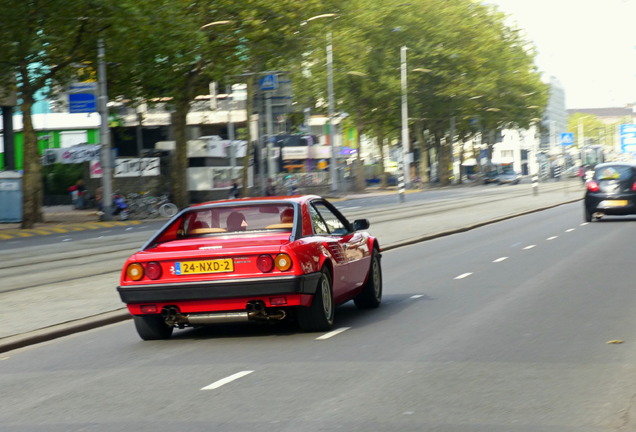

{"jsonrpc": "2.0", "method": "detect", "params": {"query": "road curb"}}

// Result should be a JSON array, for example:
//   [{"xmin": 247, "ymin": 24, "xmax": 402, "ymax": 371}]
[
  {"xmin": 381, "ymin": 197, "xmax": 582, "ymax": 251},
  {"xmin": 0, "ymin": 309, "xmax": 131, "ymax": 354}
]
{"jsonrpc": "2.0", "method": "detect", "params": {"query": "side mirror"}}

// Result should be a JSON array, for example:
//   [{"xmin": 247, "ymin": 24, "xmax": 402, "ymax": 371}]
[{"xmin": 352, "ymin": 218, "xmax": 370, "ymax": 231}]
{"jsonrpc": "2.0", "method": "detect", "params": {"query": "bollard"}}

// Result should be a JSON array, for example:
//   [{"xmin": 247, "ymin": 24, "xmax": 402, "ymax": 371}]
[
  {"xmin": 532, "ymin": 175, "xmax": 538, "ymax": 196},
  {"xmin": 398, "ymin": 176, "xmax": 405, "ymax": 203}
]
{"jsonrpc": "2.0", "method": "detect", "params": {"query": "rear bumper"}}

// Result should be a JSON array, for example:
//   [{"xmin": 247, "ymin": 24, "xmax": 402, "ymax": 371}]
[
  {"xmin": 117, "ymin": 272, "xmax": 322, "ymax": 304},
  {"xmin": 585, "ymin": 195, "xmax": 636, "ymax": 215}
]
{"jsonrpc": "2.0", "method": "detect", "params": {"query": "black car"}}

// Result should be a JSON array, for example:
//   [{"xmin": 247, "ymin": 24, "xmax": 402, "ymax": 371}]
[{"xmin": 584, "ymin": 162, "xmax": 636, "ymax": 222}]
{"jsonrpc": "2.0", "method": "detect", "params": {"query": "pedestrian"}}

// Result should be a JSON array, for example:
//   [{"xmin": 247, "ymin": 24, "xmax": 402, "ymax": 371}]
[
  {"xmin": 68, "ymin": 184, "xmax": 78, "ymax": 208},
  {"xmin": 95, "ymin": 186, "xmax": 104, "ymax": 216},
  {"xmin": 577, "ymin": 165, "xmax": 587, "ymax": 184},
  {"xmin": 228, "ymin": 179, "xmax": 241, "ymax": 199},
  {"xmin": 74, "ymin": 179, "xmax": 86, "ymax": 209}
]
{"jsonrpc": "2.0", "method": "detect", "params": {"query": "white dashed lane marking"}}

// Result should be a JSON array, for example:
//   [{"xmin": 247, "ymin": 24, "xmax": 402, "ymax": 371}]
[
  {"xmin": 201, "ymin": 370, "xmax": 254, "ymax": 391},
  {"xmin": 547, "ymin": 236, "xmax": 557, "ymax": 241},
  {"xmin": 523, "ymin": 245, "xmax": 536, "ymax": 250},
  {"xmin": 316, "ymin": 327, "xmax": 351, "ymax": 340},
  {"xmin": 455, "ymin": 272, "xmax": 473, "ymax": 280},
  {"xmin": 493, "ymin": 257, "xmax": 508, "ymax": 263}
]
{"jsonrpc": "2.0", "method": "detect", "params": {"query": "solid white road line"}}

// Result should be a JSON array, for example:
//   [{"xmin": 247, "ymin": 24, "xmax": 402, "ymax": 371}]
[
  {"xmin": 454, "ymin": 272, "xmax": 473, "ymax": 280},
  {"xmin": 201, "ymin": 370, "xmax": 254, "ymax": 391},
  {"xmin": 493, "ymin": 257, "xmax": 508, "ymax": 263},
  {"xmin": 316, "ymin": 327, "xmax": 351, "ymax": 340}
]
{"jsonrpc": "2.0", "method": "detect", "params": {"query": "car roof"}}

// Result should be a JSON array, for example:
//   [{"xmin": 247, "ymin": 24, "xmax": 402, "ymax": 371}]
[
  {"xmin": 594, "ymin": 161, "xmax": 636, "ymax": 168},
  {"xmin": 190, "ymin": 194, "xmax": 322, "ymax": 210}
]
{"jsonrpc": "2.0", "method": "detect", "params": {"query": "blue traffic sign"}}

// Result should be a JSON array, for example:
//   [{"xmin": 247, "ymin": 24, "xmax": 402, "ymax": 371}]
[
  {"xmin": 259, "ymin": 74, "xmax": 278, "ymax": 91},
  {"xmin": 620, "ymin": 124, "xmax": 636, "ymax": 153},
  {"xmin": 69, "ymin": 93, "xmax": 97, "ymax": 113},
  {"xmin": 560, "ymin": 132, "xmax": 574, "ymax": 146}
]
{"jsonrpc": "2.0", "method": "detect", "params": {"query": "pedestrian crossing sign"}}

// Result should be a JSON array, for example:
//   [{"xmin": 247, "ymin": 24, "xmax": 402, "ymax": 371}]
[
  {"xmin": 259, "ymin": 74, "xmax": 278, "ymax": 91},
  {"xmin": 560, "ymin": 132, "xmax": 574, "ymax": 146}
]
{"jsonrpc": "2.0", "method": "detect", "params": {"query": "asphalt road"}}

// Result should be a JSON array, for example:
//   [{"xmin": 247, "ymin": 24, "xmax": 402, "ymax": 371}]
[{"xmin": 3, "ymin": 200, "xmax": 636, "ymax": 431}]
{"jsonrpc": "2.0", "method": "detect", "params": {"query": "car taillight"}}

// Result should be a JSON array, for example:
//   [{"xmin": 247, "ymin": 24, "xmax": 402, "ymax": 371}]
[
  {"xmin": 275, "ymin": 253, "xmax": 292, "ymax": 271},
  {"xmin": 256, "ymin": 254, "xmax": 274, "ymax": 273},
  {"xmin": 587, "ymin": 180, "xmax": 599, "ymax": 192},
  {"xmin": 632, "ymin": 181, "xmax": 636, "ymax": 191},
  {"xmin": 145, "ymin": 262, "xmax": 162, "ymax": 280},
  {"xmin": 126, "ymin": 263, "xmax": 144, "ymax": 281}
]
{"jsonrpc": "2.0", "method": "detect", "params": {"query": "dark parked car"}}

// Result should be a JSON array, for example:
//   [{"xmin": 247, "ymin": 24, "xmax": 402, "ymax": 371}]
[
  {"xmin": 584, "ymin": 162, "xmax": 636, "ymax": 222},
  {"xmin": 483, "ymin": 170, "xmax": 521, "ymax": 185},
  {"xmin": 496, "ymin": 171, "xmax": 521, "ymax": 185},
  {"xmin": 483, "ymin": 171, "xmax": 500, "ymax": 184}
]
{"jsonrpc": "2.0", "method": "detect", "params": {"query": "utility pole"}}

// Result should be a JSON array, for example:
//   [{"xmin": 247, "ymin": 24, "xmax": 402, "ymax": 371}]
[
  {"xmin": 400, "ymin": 46, "xmax": 411, "ymax": 188},
  {"xmin": 227, "ymin": 85, "xmax": 236, "ymax": 170},
  {"xmin": 327, "ymin": 32, "xmax": 338, "ymax": 192},
  {"xmin": 98, "ymin": 38, "xmax": 113, "ymax": 220}
]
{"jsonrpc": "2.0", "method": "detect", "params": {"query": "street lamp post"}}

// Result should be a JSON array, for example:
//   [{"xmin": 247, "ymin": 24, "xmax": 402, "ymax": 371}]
[
  {"xmin": 400, "ymin": 46, "xmax": 411, "ymax": 195},
  {"xmin": 98, "ymin": 38, "xmax": 113, "ymax": 221},
  {"xmin": 327, "ymin": 32, "xmax": 338, "ymax": 192},
  {"xmin": 299, "ymin": 14, "xmax": 339, "ymax": 191}
]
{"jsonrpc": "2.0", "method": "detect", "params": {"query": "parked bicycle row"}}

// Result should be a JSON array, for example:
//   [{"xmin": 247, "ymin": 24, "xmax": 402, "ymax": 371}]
[{"xmin": 97, "ymin": 192, "xmax": 178, "ymax": 221}]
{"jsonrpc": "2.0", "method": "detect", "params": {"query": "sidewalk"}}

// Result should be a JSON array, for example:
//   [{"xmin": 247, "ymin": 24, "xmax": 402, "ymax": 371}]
[{"xmin": 0, "ymin": 181, "xmax": 584, "ymax": 352}]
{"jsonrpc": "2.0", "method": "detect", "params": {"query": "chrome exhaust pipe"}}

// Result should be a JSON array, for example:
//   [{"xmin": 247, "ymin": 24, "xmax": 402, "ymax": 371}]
[
  {"xmin": 246, "ymin": 300, "xmax": 265, "ymax": 313},
  {"xmin": 186, "ymin": 312, "xmax": 250, "ymax": 325},
  {"xmin": 248, "ymin": 310, "xmax": 287, "ymax": 321}
]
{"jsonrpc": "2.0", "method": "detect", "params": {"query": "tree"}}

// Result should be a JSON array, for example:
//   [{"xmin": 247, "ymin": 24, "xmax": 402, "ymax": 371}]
[
  {"xmin": 567, "ymin": 113, "xmax": 609, "ymax": 148},
  {"xmin": 102, "ymin": 0, "xmax": 334, "ymax": 205},
  {"xmin": 0, "ymin": 0, "xmax": 116, "ymax": 228}
]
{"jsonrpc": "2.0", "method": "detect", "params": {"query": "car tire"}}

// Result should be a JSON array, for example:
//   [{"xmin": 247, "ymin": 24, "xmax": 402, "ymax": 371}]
[
  {"xmin": 584, "ymin": 208, "xmax": 593, "ymax": 222},
  {"xmin": 134, "ymin": 315, "xmax": 174, "ymax": 340},
  {"xmin": 354, "ymin": 248, "xmax": 382, "ymax": 309},
  {"xmin": 298, "ymin": 267, "xmax": 334, "ymax": 332}
]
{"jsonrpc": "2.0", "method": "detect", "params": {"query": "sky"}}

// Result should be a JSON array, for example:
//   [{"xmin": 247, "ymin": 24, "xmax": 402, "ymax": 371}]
[{"xmin": 484, "ymin": 0, "xmax": 636, "ymax": 109}]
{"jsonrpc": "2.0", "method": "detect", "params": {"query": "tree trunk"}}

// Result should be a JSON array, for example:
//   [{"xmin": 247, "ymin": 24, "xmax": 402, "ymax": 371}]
[
  {"xmin": 376, "ymin": 128, "xmax": 387, "ymax": 189},
  {"xmin": 171, "ymin": 95, "xmax": 190, "ymax": 209},
  {"xmin": 414, "ymin": 119, "xmax": 429, "ymax": 184},
  {"xmin": 436, "ymin": 131, "xmax": 451, "ymax": 186},
  {"xmin": 20, "ymin": 93, "xmax": 43, "ymax": 229},
  {"xmin": 242, "ymin": 75, "xmax": 255, "ymax": 197},
  {"xmin": 354, "ymin": 121, "xmax": 366, "ymax": 192}
]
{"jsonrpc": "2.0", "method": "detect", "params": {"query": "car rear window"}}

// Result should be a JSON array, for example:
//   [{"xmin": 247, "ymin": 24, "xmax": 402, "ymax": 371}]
[
  {"xmin": 594, "ymin": 166, "xmax": 634, "ymax": 181},
  {"xmin": 182, "ymin": 204, "xmax": 295, "ymax": 235}
]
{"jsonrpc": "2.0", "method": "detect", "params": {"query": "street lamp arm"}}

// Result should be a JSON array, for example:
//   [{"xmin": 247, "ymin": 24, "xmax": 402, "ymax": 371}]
[
  {"xmin": 301, "ymin": 13, "xmax": 338, "ymax": 25},
  {"xmin": 200, "ymin": 20, "xmax": 233, "ymax": 30}
]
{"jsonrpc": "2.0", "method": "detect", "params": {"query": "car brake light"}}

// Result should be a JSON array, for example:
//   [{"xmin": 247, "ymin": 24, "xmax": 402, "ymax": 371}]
[
  {"xmin": 632, "ymin": 181, "xmax": 636, "ymax": 191},
  {"xmin": 270, "ymin": 297, "xmax": 288, "ymax": 306},
  {"xmin": 256, "ymin": 254, "xmax": 274, "ymax": 273},
  {"xmin": 126, "ymin": 263, "xmax": 144, "ymax": 281},
  {"xmin": 145, "ymin": 262, "xmax": 162, "ymax": 280},
  {"xmin": 140, "ymin": 304, "xmax": 158, "ymax": 314},
  {"xmin": 587, "ymin": 180, "xmax": 599, "ymax": 192},
  {"xmin": 275, "ymin": 253, "xmax": 292, "ymax": 271}
]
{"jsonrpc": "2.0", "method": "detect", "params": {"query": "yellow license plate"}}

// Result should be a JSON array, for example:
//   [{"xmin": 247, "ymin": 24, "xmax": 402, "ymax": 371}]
[
  {"xmin": 175, "ymin": 259, "xmax": 234, "ymax": 275},
  {"xmin": 601, "ymin": 200, "xmax": 628, "ymax": 207}
]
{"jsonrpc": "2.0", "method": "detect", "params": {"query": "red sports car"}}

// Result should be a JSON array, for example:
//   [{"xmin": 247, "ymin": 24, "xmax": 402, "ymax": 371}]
[{"xmin": 117, "ymin": 195, "xmax": 382, "ymax": 340}]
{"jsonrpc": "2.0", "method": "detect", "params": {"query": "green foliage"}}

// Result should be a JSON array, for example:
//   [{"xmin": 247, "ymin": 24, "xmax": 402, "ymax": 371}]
[
  {"xmin": 42, "ymin": 164, "xmax": 84, "ymax": 196},
  {"xmin": 567, "ymin": 113, "xmax": 613, "ymax": 147},
  {"xmin": 0, "ymin": 0, "xmax": 551, "ymax": 209}
]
